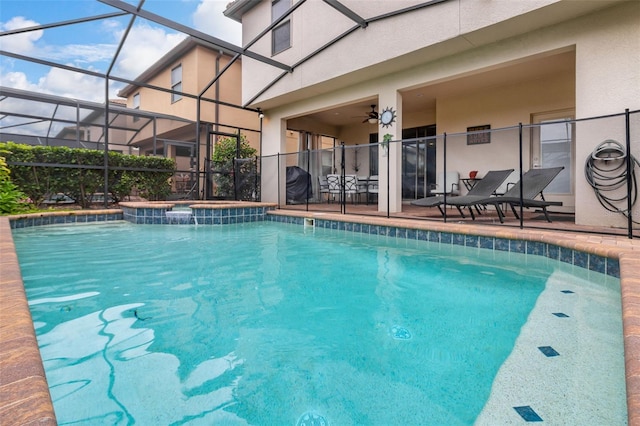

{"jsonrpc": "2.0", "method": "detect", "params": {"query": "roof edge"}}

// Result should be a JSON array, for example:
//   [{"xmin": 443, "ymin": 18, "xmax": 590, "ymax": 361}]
[
  {"xmin": 224, "ymin": 0, "xmax": 261, "ymax": 23},
  {"xmin": 118, "ymin": 37, "xmax": 239, "ymax": 98}
]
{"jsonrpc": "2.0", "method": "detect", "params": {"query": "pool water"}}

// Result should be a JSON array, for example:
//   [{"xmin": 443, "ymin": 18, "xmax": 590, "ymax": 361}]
[{"xmin": 13, "ymin": 222, "xmax": 625, "ymax": 425}]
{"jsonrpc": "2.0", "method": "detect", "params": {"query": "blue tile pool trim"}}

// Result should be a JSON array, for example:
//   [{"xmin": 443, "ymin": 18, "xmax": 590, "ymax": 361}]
[
  {"xmin": 9, "ymin": 206, "xmax": 276, "ymax": 228},
  {"xmin": 266, "ymin": 215, "xmax": 621, "ymax": 278},
  {"xmin": 9, "ymin": 210, "xmax": 620, "ymax": 279},
  {"xmin": 9, "ymin": 212, "xmax": 123, "ymax": 228},
  {"xmin": 121, "ymin": 205, "xmax": 275, "ymax": 225}
]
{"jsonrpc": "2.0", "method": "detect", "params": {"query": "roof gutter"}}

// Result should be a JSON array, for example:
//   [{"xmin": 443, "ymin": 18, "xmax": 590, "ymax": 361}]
[{"xmin": 223, "ymin": 0, "xmax": 261, "ymax": 23}]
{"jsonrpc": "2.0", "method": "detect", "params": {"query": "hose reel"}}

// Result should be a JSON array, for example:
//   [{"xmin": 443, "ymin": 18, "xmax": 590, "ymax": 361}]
[{"xmin": 584, "ymin": 139, "xmax": 639, "ymax": 222}]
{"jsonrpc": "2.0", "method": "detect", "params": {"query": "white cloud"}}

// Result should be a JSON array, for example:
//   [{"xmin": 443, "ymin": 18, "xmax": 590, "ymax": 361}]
[
  {"xmin": 1, "ymin": 15, "xmax": 187, "ymax": 93},
  {"xmin": 36, "ymin": 67, "xmax": 108, "ymax": 102},
  {"xmin": 0, "ymin": 2, "xmax": 237, "ymax": 107},
  {"xmin": 0, "ymin": 69, "xmax": 109, "ymax": 137},
  {"xmin": 1, "ymin": 67, "xmax": 116, "ymax": 103},
  {"xmin": 45, "ymin": 44, "xmax": 117, "ymax": 65},
  {"xmin": 1, "ymin": 71, "xmax": 40, "ymax": 92},
  {"xmin": 0, "ymin": 7, "xmax": 204, "ymax": 136},
  {"xmin": 111, "ymin": 22, "xmax": 187, "ymax": 79},
  {"xmin": 1, "ymin": 16, "xmax": 116, "ymax": 70},
  {"xmin": 0, "ymin": 16, "xmax": 43, "ymax": 53},
  {"xmin": 192, "ymin": 0, "xmax": 242, "ymax": 46}
]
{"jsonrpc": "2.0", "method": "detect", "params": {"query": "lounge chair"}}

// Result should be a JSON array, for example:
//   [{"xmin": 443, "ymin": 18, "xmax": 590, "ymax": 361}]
[
  {"xmin": 410, "ymin": 169, "xmax": 514, "ymax": 217},
  {"xmin": 474, "ymin": 166, "xmax": 565, "ymax": 223}
]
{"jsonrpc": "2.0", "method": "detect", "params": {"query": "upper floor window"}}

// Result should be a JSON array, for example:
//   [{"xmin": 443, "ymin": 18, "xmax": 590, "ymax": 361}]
[
  {"xmin": 272, "ymin": 0, "xmax": 290, "ymax": 55},
  {"xmin": 132, "ymin": 93, "xmax": 140, "ymax": 122},
  {"xmin": 171, "ymin": 64, "xmax": 182, "ymax": 103}
]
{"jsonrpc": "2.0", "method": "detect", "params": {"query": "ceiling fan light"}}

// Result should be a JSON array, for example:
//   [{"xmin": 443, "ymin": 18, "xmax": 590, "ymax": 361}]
[{"xmin": 368, "ymin": 117, "xmax": 378, "ymax": 124}]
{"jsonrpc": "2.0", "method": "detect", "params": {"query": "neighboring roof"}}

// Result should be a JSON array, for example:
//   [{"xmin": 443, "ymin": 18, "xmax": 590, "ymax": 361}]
[
  {"xmin": 0, "ymin": 86, "xmax": 192, "ymax": 140},
  {"xmin": 109, "ymin": 98, "xmax": 127, "ymax": 107},
  {"xmin": 118, "ymin": 36, "xmax": 239, "ymax": 98},
  {"xmin": 224, "ymin": 0, "xmax": 261, "ymax": 23}
]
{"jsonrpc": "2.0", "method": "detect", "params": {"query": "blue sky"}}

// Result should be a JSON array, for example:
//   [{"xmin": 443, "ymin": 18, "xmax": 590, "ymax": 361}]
[{"xmin": 0, "ymin": 0, "xmax": 242, "ymax": 101}]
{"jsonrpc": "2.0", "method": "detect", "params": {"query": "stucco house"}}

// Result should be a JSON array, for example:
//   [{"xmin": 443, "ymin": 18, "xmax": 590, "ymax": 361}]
[
  {"xmin": 118, "ymin": 36, "xmax": 261, "ymax": 198},
  {"xmin": 224, "ymin": 0, "xmax": 639, "ymax": 228}
]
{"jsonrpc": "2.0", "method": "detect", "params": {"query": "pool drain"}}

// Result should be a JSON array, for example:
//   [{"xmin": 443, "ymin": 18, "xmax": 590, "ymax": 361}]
[
  {"xmin": 391, "ymin": 325, "xmax": 412, "ymax": 340},
  {"xmin": 296, "ymin": 411, "xmax": 328, "ymax": 426}
]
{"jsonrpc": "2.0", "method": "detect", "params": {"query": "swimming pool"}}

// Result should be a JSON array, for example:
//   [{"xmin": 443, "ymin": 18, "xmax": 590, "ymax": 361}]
[{"xmin": 12, "ymin": 220, "xmax": 626, "ymax": 425}]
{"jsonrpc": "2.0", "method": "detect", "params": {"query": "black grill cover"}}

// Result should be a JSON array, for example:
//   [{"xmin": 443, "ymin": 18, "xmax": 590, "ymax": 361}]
[{"xmin": 286, "ymin": 166, "xmax": 312, "ymax": 203}]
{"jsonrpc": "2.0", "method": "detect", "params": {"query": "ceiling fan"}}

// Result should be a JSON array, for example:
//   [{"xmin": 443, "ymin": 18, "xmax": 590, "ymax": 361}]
[{"xmin": 358, "ymin": 104, "xmax": 378, "ymax": 124}]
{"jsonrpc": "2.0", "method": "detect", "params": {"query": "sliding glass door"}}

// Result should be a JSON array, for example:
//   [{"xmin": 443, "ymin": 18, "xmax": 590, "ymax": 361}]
[{"xmin": 401, "ymin": 125, "xmax": 436, "ymax": 200}]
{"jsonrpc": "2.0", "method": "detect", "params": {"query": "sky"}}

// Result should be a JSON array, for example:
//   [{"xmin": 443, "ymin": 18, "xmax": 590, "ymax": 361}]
[{"xmin": 0, "ymin": 0, "xmax": 242, "ymax": 102}]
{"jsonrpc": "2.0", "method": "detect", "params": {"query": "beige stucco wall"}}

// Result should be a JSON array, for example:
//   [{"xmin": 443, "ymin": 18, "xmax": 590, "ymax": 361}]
[
  {"xmin": 241, "ymin": 0, "xmax": 617, "ymax": 107},
  {"xmin": 572, "ymin": 4, "xmax": 640, "ymax": 227},
  {"xmin": 122, "ymin": 44, "xmax": 263, "ymax": 182},
  {"xmin": 436, "ymin": 72, "xmax": 575, "ymax": 197},
  {"xmin": 127, "ymin": 47, "xmax": 254, "ymax": 130},
  {"xmin": 253, "ymin": 0, "xmax": 638, "ymax": 227}
]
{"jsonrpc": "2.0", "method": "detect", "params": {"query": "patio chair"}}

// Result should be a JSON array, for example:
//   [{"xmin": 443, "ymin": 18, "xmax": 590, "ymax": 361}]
[
  {"xmin": 473, "ymin": 167, "xmax": 565, "ymax": 223},
  {"xmin": 326, "ymin": 174, "xmax": 341, "ymax": 203},
  {"xmin": 430, "ymin": 171, "xmax": 460, "ymax": 196},
  {"xmin": 318, "ymin": 175, "xmax": 330, "ymax": 202},
  {"xmin": 367, "ymin": 175, "xmax": 378, "ymax": 204},
  {"xmin": 410, "ymin": 169, "xmax": 514, "ymax": 217},
  {"xmin": 344, "ymin": 174, "xmax": 366, "ymax": 203}
]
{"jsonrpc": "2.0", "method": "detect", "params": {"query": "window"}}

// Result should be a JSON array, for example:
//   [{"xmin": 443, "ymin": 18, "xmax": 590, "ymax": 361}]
[
  {"xmin": 536, "ymin": 118, "xmax": 573, "ymax": 194},
  {"xmin": 171, "ymin": 65, "xmax": 182, "ymax": 103},
  {"xmin": 175, "ymin": 146, "xmax": 192, "ymax": 157},
  {"xmin": 531, "ymin": 110, "xmax": 574, "ymax": 195},
  {"xmin": 145, "ymin": 147, "xmax": 164, "ymax": 156},
  {"xmin": 272, "ymin": 0, "xmax": 290, "ymax": 55},
  {"xmin": 132, "ymin": 93, "xmax": 140, "ymax": 122}
]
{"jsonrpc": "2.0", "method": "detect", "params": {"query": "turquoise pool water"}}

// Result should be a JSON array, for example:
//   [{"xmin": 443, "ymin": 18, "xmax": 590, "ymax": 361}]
[{"xmin": 13, "ymin": 221, "xmax": 624, "ymax": 425}]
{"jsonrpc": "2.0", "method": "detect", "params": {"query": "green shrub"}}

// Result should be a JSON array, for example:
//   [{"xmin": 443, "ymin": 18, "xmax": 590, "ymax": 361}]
[
  {"xmin": 0, "ymin": 154, "xmax": 31, "ymax": 214},
  {"xmin": 212, "ymin": 135, "xmax": 258, "ymax": 200},
  {"xmin": 0, "ymin": 142, "xmax": 175, "ymax": 207}
]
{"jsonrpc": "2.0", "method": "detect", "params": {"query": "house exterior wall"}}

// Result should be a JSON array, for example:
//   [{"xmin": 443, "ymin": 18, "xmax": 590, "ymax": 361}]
[
  {"xmin": 436, "ymin": 71, "xmax": 575, "ymax": 189},
  {"xmin": 240, "ymin": 0, "xmax": 614, "ymax": 106},
  {"xmin": 573, "ymin": 4, "xmax": 640, "ymax": 226},
  {"xmin": 122, "ymin": 44, "xmax": 261, "ymax": 160},
  {"xmin": 136, "ymin": 47, "xmax": 199, "ymax": 120},
  {"xmin": 239, "ymin": 0, "xmax": 639, "ymax": 227},
  {"xmin": 125, "ymin": 47, "xmax": 251, "ymax": 126}
]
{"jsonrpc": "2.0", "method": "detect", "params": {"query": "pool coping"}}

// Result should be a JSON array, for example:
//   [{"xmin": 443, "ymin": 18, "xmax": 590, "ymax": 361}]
[{"xmin": 1, "ymin": 208, "xmax": 639, "ymax": 425}]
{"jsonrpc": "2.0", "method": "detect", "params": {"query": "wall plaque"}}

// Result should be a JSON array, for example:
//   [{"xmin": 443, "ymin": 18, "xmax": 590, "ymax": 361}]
[{"xmin": 467, "ymin": 124, "xmax": 491, "ymax": 145}]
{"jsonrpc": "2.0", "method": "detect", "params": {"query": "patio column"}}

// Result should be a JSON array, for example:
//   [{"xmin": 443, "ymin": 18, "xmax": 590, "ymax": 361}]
[
  {"xmin": 378, "ymin": 90, "xmax": 403, "ymax": 213},
  {"xmin": 260, "ymin": 115, "xmax": 287, "ymax": 204}
]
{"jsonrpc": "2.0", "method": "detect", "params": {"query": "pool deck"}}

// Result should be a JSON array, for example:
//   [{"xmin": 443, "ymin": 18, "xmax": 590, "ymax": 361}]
[{"xmin": 1, "ymin": 208, "xmax": 640, "ymax": 425}]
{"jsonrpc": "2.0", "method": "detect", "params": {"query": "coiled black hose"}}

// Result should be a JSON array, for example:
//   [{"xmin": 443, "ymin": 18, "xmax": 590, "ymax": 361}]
[{"xmin": 584, "ymin": 139, "xmax": 639, "ymax": 222}]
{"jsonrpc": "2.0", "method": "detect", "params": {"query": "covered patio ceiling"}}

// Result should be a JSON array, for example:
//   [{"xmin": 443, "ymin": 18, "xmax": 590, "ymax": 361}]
[{"xmin": 291, "ymin": 49, "xmax": 575, "ymax": 128}]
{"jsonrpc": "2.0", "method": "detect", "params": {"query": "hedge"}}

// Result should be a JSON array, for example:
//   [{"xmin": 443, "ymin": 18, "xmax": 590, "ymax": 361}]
[{"xmin": 0, "ymin": 142, "xmax": 175, "ymax": 208}]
